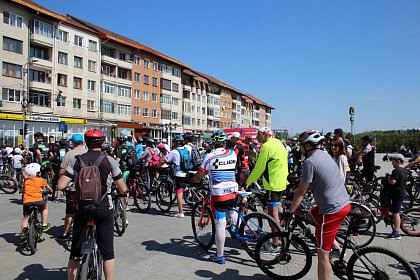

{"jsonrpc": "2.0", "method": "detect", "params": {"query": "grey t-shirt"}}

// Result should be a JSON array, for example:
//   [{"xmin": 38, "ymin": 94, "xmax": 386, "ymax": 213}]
[{"xmin": 301, "ymin": 150, "xmax": 350, "ymax": 214}]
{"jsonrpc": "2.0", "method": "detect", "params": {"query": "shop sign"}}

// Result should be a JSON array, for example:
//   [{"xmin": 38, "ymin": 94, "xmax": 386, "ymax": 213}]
[{"xmin": 28, "ymin": 115, "xmax": 60, "ymax": 122}]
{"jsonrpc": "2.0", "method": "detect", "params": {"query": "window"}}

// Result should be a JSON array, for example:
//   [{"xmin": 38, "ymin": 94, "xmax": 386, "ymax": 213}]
[
  {"xmin": 152, "ymin": 77, "xmax": 158, "ymax": 87},
  {"xmin": 30, "ymin": 45, "xmax": 49, "ymax": 60},
  {"xmin": 87, "ymin": 100, "xmax": 95, "ymax": 111},
  {"xmin": 134, "ymin": 72, "xmax": 140, "ymax": 82},
  {"xmin": 134, "ymin": 55, "xmax": 141, "ymax": 65},
  {"xmin": 88, "ymin": 60, "xmax": 96, "ymax": 72},
  {"xmin": 3, "ymin": 36, "xmax": 23, "ymax": 54},
  {"xmin": 29, "ymin": 69, "xmax": 47, "ymax": 83},
  {"xmin": 100, "ymin": 101, "xmax": 114, "ymax": 113},
  {"xmin": 161, "ymin": 109, "xmax": 171, "ymax": 120},
  {"xmin": 101, "ymin": 82, "xmax": 115, "ymax": 95},
  {"xmin": 161, "ymin": 79, "xmax": 171, "ymax": 90},
  {"xmin": 152, "ymin": 109, "xmax": 157, "ymax": 118},
  {"xmin": 143, "ymin": 59, "xmax": 149, "ymax": 68},
  {"xmin": 143, "ymin": 108, "xmax": 149, "ymax": 117},
  {"xmin": 183, "ymin": 116, "xmax": 191, "ymax": 125},
  {"xmin": 134, "ymin": 107, "xmax": 140, "ymax": 116},
  {"xmin": 116, "ymin": 104, "xmax": 131, "ymax": 116},
  {"xmin": 172, "ymin": 83, "xmax": 179, "ymax": 92},
  {"xmin": 202, "ymin": 107, "xmax": 206, "ymax": 114},
  {"xmin": 183, "ymin": 91, "xmax": 190, "ymax": 99},
  {"xmin": 152, "ymin": 93, "xmax": 158, "ymax": 102},
  {"xmin": 160, "ymin": 64, "xmax": 172, "ymax": 73},
  {"xmin": 101, "ymin": 65, "xmax": 111, "ymax": 76},
  {"xmin": 192, "ymin": 105, "xmax": 195, "ymax": 112},
  {"xmin": 191, "ymin": 118, "xmax": 196, "ymax": 126},
  {"xmin": 160, "ymin": 94, "xmax": 171, "ymax": 104},
  {"xmin": 118, "ymin": 86, "xmax": 131, "ymax": 98},
  {"xmin": 143, "ymin": 75, "xmax": 149, "ymax": 84},
  {"xmin": 192, "ymin": 93, "xmax": 196, "ymax": 101},
  {"xmin": 3, "ymin": 12, "xmax": 23, "ymax": 28},
  {"xmin": 2, "ymin": 62, "xmax": 22, "ymax": 78},
  {"xmin": 57, "ymin": 74, "xmax": 67, "ymax": 86},
  {"xmin": 101, "ymin": 47, "xmax": 115, "ymax": 57},
  {"xmin": 57, "ymin": 29, "xmax": 68, "ymax": 42},
  {"xmin": 57, "ymin": 52, "xmax": 68, "ymax": 65},
  {"xmin": 74, "ymin": 56, "xmax": 83, "ymax": 68},
  {"xmin": 2, "ymin": 88, "xmax": 21, "ymax": 102},
  {"xmin": 134, "ymin": 90, "xmax": 140, "ymax": 99},
  {"xmin": 73, "ymin": 77, "xmax": 82, "ymax": 89},
  {"xmin": 197, "ymin": 106, "xmax": 200, "ymax": 113},
  {"xmin": 87, "ymin": 80, "xmax": 96, "ymax": 91},
  {"xmin": 172, "ymin": 98, "xmax": 179, "ymax": 106},
  {"xmin": 119, "ymin": 52, "xmax": 130, "ymax": 61},
  {"xmin": 171, "ymin": 112, "xmax": 178, "ymax": 121},
  {"xmin": 73, "ymin": 98, "xmax": 81, "ymax": 109},
  {"xmin": 143, "ymin": 91, "xmax": 149, "ymax": 100},
  {"xmin": 88, "ymin": 40, "xmax": 97, "ymax": 52},
  {"xmin": 56, "ymin": 95, "xmax": 66, "ymax": 107},
  {"xmin": 172, "ymin": 68, "xmax": 180, "ymax": 77},
  {"xmin": 29, "ymin": 91, "xmax": 49, "ymax": 107},
  {"xmin": 32, "ymin": 20, "xmax": 53, "ymax": 38},
  {"xmin": 153, "ymin": 62, "xmax": 158, "ymax": 71},
  {"xmin": 117, "ymin": 68, "xmax": 129, "ymax": 79},
  {"xmin": 74, "ymin": 35, "xmax": 83, "ymax": 47}
]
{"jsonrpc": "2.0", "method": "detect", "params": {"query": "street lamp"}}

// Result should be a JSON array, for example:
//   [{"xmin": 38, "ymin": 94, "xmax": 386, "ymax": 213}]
[
  {"xmin": 21, "ymin": 59, "xmax": 38, "ymax": 145},
  {"xmin": 349, "ymin": 106, "xmax": 355, "ymax": 143}
]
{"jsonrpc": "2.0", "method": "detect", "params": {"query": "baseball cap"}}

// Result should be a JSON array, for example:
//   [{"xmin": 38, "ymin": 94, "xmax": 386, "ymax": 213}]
[
  {"xmin": 231, "ymin": 132, "xmax": 241, "ymax": 138},
  {"xmin": 390, "ymin": 154, "xmax": 404, "ymax": 162},
  {"xmin": 161, "ymin": 138, "xmax": 167, "ymax": 143},
  {"xmin": 71, "ymin": 134, "xmax": 84, "ymax": 143},
  {"xmin": 257, "ymin": 127, "xmax": 273, "ymax": 136}
]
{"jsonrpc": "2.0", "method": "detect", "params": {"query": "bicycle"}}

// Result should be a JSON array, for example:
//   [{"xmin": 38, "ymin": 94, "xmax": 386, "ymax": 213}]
[
  {"xmin": 0, "ymin": 175, "xmax": 18, "ymax": 194},
  {"xmin": 127, "ymin": 163, "xmax": 151, "ymax": 213},
  {"xmin": 255, "ymin": 209, "xmax": 419, "ymax": 280},
  {"xmin": 112, "ymin": 186, "xmax": 127, "ymax": 236},
  {"xmin": 77, "ymin": 217, "xmax": 102, "ymax": 280},
  {"xmin": 191, "ymin": 191, "xmax": 281, "ymax": 260}
]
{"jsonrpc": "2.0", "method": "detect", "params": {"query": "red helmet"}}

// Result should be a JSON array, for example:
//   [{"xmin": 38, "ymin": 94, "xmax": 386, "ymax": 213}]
[{"xmin": 84, "ymin": 129, "xmax": 106, "ymax": 147}]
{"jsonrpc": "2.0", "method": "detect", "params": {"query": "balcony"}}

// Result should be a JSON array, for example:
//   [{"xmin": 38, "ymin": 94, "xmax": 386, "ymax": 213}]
[
  {"xmin": 30, "ymin": 57, "xmax": 52, "ymax": 69},
  {"xmin": 100, "ymin": 73, "xmax": 132, "ymax": 87},
  {"xmin": 30, "ymin": 33, "xmax": 54, "ymax": 47},
  {"xmin": 29, "ymin": 81, "xmax": 52, "ymax": 92},
  {"xmin": 101, "ymin": 55, "xmax": 132, "ymax": 69},
  {"xmin": 232, "ymin": 99, "xmax": 241, "ymax": 104}
]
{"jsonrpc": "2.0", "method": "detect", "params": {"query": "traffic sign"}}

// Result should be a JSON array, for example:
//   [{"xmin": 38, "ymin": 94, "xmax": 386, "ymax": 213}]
[{"xmin": 58, "ymin": 121, "xmax": 67, "ymax": 132}]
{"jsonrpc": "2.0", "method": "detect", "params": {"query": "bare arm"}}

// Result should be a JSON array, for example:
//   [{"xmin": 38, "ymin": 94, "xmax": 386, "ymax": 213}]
[
  {"xmin": 114, "ymin": 178, "xmax": 128, "ymax": 195},
  {"xmin": 58, "ymin": 175, "xmax": 72, "ymax": 191},
  {"xmin": 288, "ymin": 181, "xmax": 310, "ymax": 213},
  {"xmin": 405, "ymin": 155, "xmax": 420, "ymax": 169}
]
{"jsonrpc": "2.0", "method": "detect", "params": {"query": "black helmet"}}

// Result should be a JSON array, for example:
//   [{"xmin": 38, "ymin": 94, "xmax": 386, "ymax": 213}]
[
  {"xmin": 59, "ymin": 138, "xmax": 67, "ymax": 146},
  {"xmin": 173, "ymin": 135, "xmax": 185, "ymax": 146},
  {"xmin": 142, "ymin": 136, "xmax": 155, "ymax": 144},
  {"xmin": 183, "ymin": 133, "xmax": 194, "ymax": 140},
  {"xmin": 361, "ymin": 135, "xmax": 373, "ymax": 142},
  {"xmin": 102, "ymin": 142, "xmax": 112, "ymax": 153},
  {"xmin": 34, "ymin": 132, "xmax": 44, "ymax": 139}
]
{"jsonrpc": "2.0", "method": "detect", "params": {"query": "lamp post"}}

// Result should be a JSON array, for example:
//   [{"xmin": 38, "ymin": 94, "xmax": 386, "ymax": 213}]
[
  {"xmin": 21, "ymin": 60, "xmax": 38, "ymax": 145},
  {"xmin": 349, "ymin": 106, "xmax": 355, "ymax": 143}
]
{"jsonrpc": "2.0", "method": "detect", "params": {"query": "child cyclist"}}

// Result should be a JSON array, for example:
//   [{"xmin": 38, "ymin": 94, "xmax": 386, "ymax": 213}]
[{"xmin": 20, "ymin": 163, "xmax": 52, "ymax": 243}]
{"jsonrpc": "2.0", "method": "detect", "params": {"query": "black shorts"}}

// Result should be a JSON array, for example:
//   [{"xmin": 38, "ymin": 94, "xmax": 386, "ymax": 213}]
[
  {"xmin": 390, "ymin": 195, "xmax": 405, "ymax": 213},
  {"xmin": 266, "ymin": 190, "xmax": 282, "ymax": 207},
  {"xmin": 23, "ymin": 201, "xmax": 46, "ymax": 216},
  {"xmin": 175, "ymin": 177, "xmax": 189, "ymax": 191},
  {"xmin": 213, "ymin": 197, "xmax": 237, "ymax": 212},
  {"xmin": 65, "ymin": 191, "xmax": 75, "ymax": 215},
  {"xmin": 362, "ymin": 168, "xmax": 374, "ymax": 182},
  {"xmin": 70, "ymin": 209, "xmax": 114, "ymax": 261}
]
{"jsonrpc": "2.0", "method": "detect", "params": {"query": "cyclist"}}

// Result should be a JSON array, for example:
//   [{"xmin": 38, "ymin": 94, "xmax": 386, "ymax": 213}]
[
  {"xmin": 246, "ymin": 127, "xmax": 288, "ymax": 226},
  {"xmin": 135, "ymin": 137, "xmax": 143, "ymax": 158},
  {"xmin": 183, "ymin": 132, "xmax": 202, "ymax": 171},
  {"xmin": 11, "ymin": 147, "xmax": 23, "ymax": 182},
  {"xmin": 32, "ymin": 132, "xmax": 54, "ymax": 179},
  {"xmin": 48, "ymin": 136, "xmax": 61, "ymax": 200},
  {"xmin": 287, "ymin": 130, "xmax": 350, "ymax": 280},
  {"xmin": 355, "ymin": 135, "xmax": 376, "ymax": 183},
  {"xmin": 230, "ymin": 132, "xmax": 250, "ymax": 190},
  {"xmin": 58, "ymin": 134, "xmax": 87, "ymax": 240},
  {"xmin": 139, "ymin": 136, "xmax": 159, "ymax": 189},
  {"xmin": 20, "ymin": 163, "xmax": 53, "ymax": 244},
  {"xmin": 58, "ymin": 129, "xmax": 128, "ymax": 280},
  {"xmin": 192, "ymin": 130, "xmax": 238, "ymax": 264}
]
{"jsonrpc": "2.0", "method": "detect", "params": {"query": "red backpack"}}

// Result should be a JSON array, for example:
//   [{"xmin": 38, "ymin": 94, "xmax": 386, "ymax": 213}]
[{"xmin": 147, "ymin": 148, "xmax": 160, "ymax": 167}]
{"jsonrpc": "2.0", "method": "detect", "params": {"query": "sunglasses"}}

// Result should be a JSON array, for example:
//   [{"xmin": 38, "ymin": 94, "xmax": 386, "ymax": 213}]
[{"xmin": 331, "ymin": 144, "xmax": 340, "ymax": 148}]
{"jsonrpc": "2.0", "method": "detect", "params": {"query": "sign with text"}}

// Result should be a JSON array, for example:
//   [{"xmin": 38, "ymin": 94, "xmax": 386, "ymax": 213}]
[{"xmin": 28, "ymin": 115, "xmax": 60, "ymax": 122}]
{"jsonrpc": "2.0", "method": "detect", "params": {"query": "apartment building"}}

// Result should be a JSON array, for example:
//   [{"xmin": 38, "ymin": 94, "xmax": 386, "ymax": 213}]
[
  {"xmin": 220, "ymin": 89, "xmax": 233, "ymax": 129},
  {"xmin": 231, "ymin": 92, "xmax": 242, "ymax": 128}
]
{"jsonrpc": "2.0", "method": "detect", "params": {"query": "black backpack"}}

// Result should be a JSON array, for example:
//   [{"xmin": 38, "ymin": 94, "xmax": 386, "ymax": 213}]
[
  {"xmin": 189, "ymin": 143, "xmax": 202, "ymax": 171},
  {"xmin": 125, "ymin": 147, "xmax": 139, "ymax": 168}
]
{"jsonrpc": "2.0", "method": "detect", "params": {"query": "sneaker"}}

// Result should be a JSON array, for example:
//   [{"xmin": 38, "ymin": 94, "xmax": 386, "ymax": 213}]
[
  {"xmin": 329, "ymin": 248, "xmax": 343, "ymax": 259},
  {"xmin": 262, "ymin": 242, "xmax": 280, "ymax": 254},
  {"xmin": 210, "ymin": 254, "xmax": 225, "ymax": 264},
  {"xmin": 173, "ymin": 212, "xmax": 185, "ymax": 218},
  {"xmin": 126, "ymin": 206, "xmax": 130, "ymax": 211},
  {"xmin": 126, "ymin": 219, "xmax": 129, "ymax": 226},
  {"xmin": 42, "ymin": 223, "xmax": 50, "ymax": 232},
  {"xmin": 38, "ymin": 234, "xmax": 45, "ymax": 242},
  {"xmin": 386, "ymin": 231, "xmax": 401, "ymax": 240}
]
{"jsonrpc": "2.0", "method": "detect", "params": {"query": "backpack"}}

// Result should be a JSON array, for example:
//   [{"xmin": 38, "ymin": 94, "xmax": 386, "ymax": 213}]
[
  {"xmin": 176, "ymin": 147, "xmax": 191, "ymax": 173},
  {"xmin": 188, "ymin": 143, "xmax": 202, "ymax": 171},
  {"xmin": 75, "ymin": 154, "xmax": 106, "ymax": 210},
  {"xmin": 125, "ymin": 147, "xmax": 139, "ymax": 168},
  {"xmin": 147, "ymin": 147, "xmax": 160, "ymax": 168},
  {"xmin": 379, "ymin": 176, "xmax": 391, "ymax": 207}
]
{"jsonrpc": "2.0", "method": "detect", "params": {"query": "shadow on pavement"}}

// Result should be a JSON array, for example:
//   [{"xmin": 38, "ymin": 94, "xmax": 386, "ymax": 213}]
[
  {"xmin": 0, "ymin": 232, "xmax": 20, "ymax": 252},
  {"xmin": 14, "ymin": 264, "xmax": 66, "ymax": 280},
  {"xmin": 195, "ymin": 268, "xmax": 268, "ymax": 279},
  {"xmin": 410, "ymin": 261, "xmax": 420, "ymax": 278},
  {"xmin": 43, "ymin": 225, "xmax": 71, "ymax": 252},
  {"xmin": 9, "ymin": 197, "xmax": 22, "ymax": 205}
]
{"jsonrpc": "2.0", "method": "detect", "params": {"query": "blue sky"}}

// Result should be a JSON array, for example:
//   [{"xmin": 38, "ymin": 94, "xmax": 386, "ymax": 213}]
[{"xmin": 36, "ymin": 0, "xmax": 420, "ymax": 135}]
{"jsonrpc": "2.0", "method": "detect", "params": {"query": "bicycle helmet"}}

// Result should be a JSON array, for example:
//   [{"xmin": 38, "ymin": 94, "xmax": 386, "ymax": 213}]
[
  {"xmin": 102, "ymin": 142, "xmax": 112, "ymax": 153},
  {"xmin": 59, "ymin": 138, "xmax": 68, "ymax": 146},
  {"xmin": 183, "ymin": 133, "xmax": 194, "ymax": 140},
  {"xmin": 14, "ymin": 147, "xmax": 22, "ymax": 154},
  {"xmin": 84, "ymin": 129, "xmax": 106, "ymax": 147},
  {"xmin": 157, "ymin": 143, "xmax": 165, "ymax": 149},
  {"xmin": 361, "ymin": 135, "xmax": 373, "ymax": 142},
  {"xmin": 173, "ymin": 134, "xmax": 185, "ymax": 145},
  {"xmin": 211, "ymin": 130, "xmax": 228, "ymax": 143},
  {"xmin": 25, "ymin": 163, "xmax": 41, "ymax": 178},
  {"xmin": 257, "ymin": 127, "xmax": 273, "ymax": 137},
  {"xmin": 298, "ymin": 130, "xmax": 324, "ymax": 146},
  {"xmin": 142, "ymin": 136, "xmax": 154, "ymax": 144}
]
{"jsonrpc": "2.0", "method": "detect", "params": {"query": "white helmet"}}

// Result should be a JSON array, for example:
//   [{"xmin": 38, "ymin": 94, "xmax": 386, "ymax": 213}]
[
  {"xmin": 299, "ymin": 130, "xmax": 324, "ymax": 146},
  {"xmin": 14, "ymin": 147, "xmax": 22, "ymax": 154},
  {"xmin": 25, "ymin": 163, "xmax": 41, "ymax": 178}
]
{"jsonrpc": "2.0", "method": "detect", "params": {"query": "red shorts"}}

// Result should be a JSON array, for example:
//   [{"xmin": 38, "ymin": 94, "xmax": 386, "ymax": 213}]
[{"xmin": 310, "ymin": 203, "xmax": 351, "ymax": 252}]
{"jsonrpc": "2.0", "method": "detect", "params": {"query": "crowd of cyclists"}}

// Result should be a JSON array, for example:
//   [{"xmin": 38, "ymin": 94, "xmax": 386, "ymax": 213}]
[{"xmin": 1, "ymin": 126, "xmax": 419, "ymax": 280}]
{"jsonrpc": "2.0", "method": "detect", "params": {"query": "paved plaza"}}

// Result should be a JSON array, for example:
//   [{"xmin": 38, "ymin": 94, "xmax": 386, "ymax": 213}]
[{"xmin": 0, "ymin": 154, "xmax": 419, "ymax": 279}]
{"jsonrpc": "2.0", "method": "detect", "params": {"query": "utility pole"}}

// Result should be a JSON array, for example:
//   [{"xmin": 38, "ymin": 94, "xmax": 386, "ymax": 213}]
[{"xmin": 349, "ymin": 106, "xmax": 355, "ymax": 143}]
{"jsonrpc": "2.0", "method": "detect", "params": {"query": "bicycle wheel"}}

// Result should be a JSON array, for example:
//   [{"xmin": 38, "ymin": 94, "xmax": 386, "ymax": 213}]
[
  {"xmin": 28, "ymin": 219, "xmax": 37, "ymax": 255},
  {"xmin": 400, "ymin": 208, "xmax": 420, "ymax": 237},
  {"xmin": 79, "ymin": 252, "xmax": 92, "ymax": 280},
  {"xmin": 366, "ymin": 194, "xmax": 384, "ymax": 224},
  {"xmin": 156, "ymin": 181, "xmax": 173, "ymax": 213},
  {"xmin": 133, "ymin": 182, "xmax": 151, "ymax": 214},
  {"xmin": 285, "ymin": 217, "xmax": 317, "ymax": 254},
  {"xmin": 402, "ymin": 187, "xmax": 414, "ymax": 209},
  {"xmin": 114, "ymin": 197, "xmax": 127, "ymax": 236},
  {"xmin": 255, "ymin": 231, "xmax": 312, "ymax": 280},
  {"xmin": 238, "ymin": 211, "xmax": 281, "ymax": 259},
  {"xmin": 0, "ymin": 175, "xmax": 18, "ymax": 194},
  {"xmin": 336, "ymin": 202, "xmax": 376, "ymax": 249},
  {"xmin": 184, "ymin": 186, "xmax": 209, "ymax": 206},
  {"xmin": 191, "ymin": 201, "xmax": 215, "ymax": 249},
  {"xmin": 347, "ymin": 246, "xmax": 419, "ymax": 280},
  {"xmin": 248, "ymin": 194, "xmax": 265, "ymax": 213}
]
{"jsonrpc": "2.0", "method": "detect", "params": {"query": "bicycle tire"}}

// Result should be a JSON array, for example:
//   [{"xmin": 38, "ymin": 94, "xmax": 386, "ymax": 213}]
[
  {"xmin": 285, "ymin": 217, "xmax": 317, "ymax": 254},
  {"xmin": 191, "ymin": 201, "xmax": 215, "ymax": 249},
  {"xmin": 0, "ymin": 175, "xmax": 18, "ymax": 194},
  {"xmin": 156, "ymin": 181, "xmax": 173, "ymax": 213},
  {"xmin": 133, "ymin": 182, "xmax": 151, "ymax": 214},
  {"xmin": 238, "ymin": 211, "xmax": 281, "ymax": 260},
  {"xmin": 114, "ymin": 197, "xmax": 127, "ymax": 236},
  {"xmin": 28, "ymin": 219, "xmax": 37, "ymax": 255},
  {"xmin": 255, "ymin": 231, "xmax": 312, "ymax": 280},
  {"xmin": 400, "ymin": 208, "xmax": 420, "ymax": 237},
  {"xmin": 248, "ymin": 194, "xmax": 265, "ymax": 213},
  {"xmin": 366, "ymin": 194, "xmax": 384, "ymax": 224},
  {"xmin": 402, "ymin": 187, "xmax": 414, "ymax": 209},
  {"xmin": 336, "ymin": 202, "xmax": 376, "ymax": 249},
  {"xmin": 79, "ymin": 252, "xmax": 92, "ymax": 280},
  {"xmin": 184, "ymin": 186, "xmax": 208, "ymax": 206},
  {"xmin": 347, "ymin": 246, "xmax": 419, "ymax": 280}
]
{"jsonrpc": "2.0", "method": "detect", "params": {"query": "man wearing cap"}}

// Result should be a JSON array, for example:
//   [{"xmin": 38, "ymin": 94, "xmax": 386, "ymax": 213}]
[
  {"xmin": 58, "ymin": 134, "xmax": 87, "ymax": 240},
  {"xmin": 230, "ymin": 132, "xmax": 250, "ymax": 190},
  {"xmin": 355, "ymin": 135, "xmax": 376, "ymax": 183},
  {"xmin": 161, "ymin": 138, "xmax": 170, "ymax": 153},
  {"xmin": 246, "ymin": 127, "xmax": 288, "ymax": 226}
]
